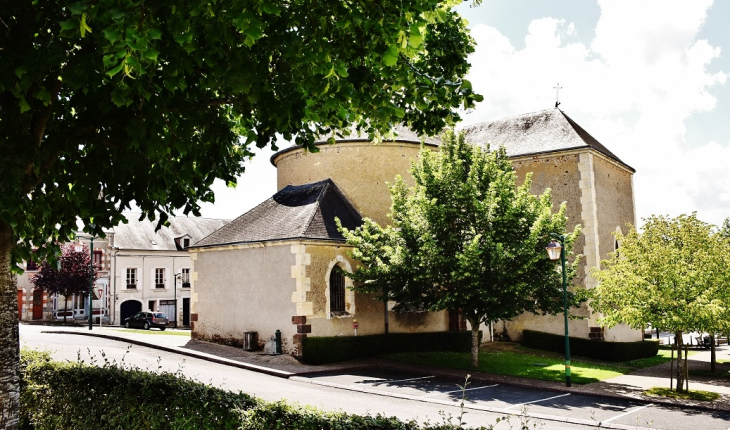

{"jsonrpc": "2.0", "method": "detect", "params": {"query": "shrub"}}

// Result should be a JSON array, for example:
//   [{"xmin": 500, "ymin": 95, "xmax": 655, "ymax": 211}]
[
  {"xmin": 522, "ymin": 330, "xmax": 659, "ymax": 362},
  {"xmin": 302, "ymin": 331, "xmax": 478, "ymax": 365},
  {"xmin": 19, "ymin": 349, "xmax": 254, "ymax": 430}
]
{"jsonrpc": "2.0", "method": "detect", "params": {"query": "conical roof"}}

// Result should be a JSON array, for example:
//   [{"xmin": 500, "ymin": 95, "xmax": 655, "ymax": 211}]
[
  {"xmin": 463, "ymin": 108, "xmax": 633, "ymax": 171},
  {"xmin": 193, "ymin": 179, "xmax": 363, "ymax": 248}
]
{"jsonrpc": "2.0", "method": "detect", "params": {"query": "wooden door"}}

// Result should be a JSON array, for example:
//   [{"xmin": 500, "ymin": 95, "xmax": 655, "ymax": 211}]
[
  {"xmin": 32, "ymin": 290, "xmax": 43, "ymax": 320},
  {"xmin": 17, "ymin": 290, "xmax": 23, "ymax": 319}
]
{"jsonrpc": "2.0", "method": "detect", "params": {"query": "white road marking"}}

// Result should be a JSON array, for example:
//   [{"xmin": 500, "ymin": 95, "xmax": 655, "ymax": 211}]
[
  {"xmin": 374, "ymin": 375, "xmax": 435, "ymax": 384},
  {"xmin": 420, "ymin": 383, "xmax": 499, "ymax": 398},
  {"xmin": 601, "ymin": 403, "xmax": 653, "ymax": 424},
  {"xmin": 504, "ymin": 393, "xmax": 571, "ymax": 410}
]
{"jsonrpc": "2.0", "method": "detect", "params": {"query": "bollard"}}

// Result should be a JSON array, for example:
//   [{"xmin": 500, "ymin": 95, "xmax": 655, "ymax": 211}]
[{"xmin": 275, "ymin": 329, "xmax": 282, "ymax": 354}]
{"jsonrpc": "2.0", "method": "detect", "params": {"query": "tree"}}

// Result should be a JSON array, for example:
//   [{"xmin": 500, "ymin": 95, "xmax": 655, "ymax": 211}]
[
  {"xmin": 720, "ymin": 217, "xmax": 730, "ymax": 240},
  {"xmin": 30, "ymin": 244, "xmax": 98, "ymax": 323},
  {"xmin": 0, "ymin": 1, "xmax": 481, "ymax": 426},
  {"xmin": 339, "ymin": 131, "xmax": 581, "ymax": 368},
  {"xmin": 590, "ymin": 214, "xmax": 728, "ymax": 392}
]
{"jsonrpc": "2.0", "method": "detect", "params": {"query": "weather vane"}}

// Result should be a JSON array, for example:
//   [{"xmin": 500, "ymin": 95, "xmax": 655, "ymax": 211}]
[{"xmin": 554, "ymin": 83, "xmax": 562, "ymax": 108}]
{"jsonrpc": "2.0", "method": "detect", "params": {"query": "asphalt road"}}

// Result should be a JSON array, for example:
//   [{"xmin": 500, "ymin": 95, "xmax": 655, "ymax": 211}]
[{"xmin": 19, "ymin": 325, "xmax": 730, "ymax": 430}]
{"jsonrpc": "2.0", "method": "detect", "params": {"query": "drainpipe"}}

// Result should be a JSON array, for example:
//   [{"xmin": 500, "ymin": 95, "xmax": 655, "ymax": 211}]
[{"xmin": 112, "ymin": 246, "xmax": 117, "ymax": 325}]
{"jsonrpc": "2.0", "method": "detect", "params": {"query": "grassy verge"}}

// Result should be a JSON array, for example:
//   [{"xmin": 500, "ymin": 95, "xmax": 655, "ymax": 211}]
[
  {"xmin": 644, "ymin": 387, "xmax": 720, "ymax": 401},
  {"xmin": 111, "ymin": 328, "xmax": 191, "ymax": 337},
  {"xmin": 384, "ymin": 343, "xmax": 699, "ymax": 385}
]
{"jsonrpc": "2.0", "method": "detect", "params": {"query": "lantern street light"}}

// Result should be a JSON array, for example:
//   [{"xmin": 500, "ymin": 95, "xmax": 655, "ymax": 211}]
[
  {"xmin": 76, "ymin": 229, "xmax": 96, "ymax": 331},
  {"xmin": 546, "ymin": 235, "xmax": 571, "ymax": 387}
]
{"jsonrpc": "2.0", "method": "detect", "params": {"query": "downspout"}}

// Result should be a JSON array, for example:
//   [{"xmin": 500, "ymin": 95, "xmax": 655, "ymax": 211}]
[{"xmin": 112, "ymin": 246, "xmax": 117, "ymax": 325}]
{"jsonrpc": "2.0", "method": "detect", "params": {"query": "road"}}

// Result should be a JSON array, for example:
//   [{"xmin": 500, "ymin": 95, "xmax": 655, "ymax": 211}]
[{"xmin": 19, "ymin": 325, "xmax": 730, "ymax": 430}]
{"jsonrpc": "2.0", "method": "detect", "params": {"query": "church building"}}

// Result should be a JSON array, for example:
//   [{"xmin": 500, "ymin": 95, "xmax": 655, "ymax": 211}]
[{"xmin": 189, "ymin": 108, "xmax": 639, "ymax": 355}]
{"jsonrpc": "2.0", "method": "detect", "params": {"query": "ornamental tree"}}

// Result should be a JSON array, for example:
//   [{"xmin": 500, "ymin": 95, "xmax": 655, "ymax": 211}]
[
  {"xmin": 0, "ymin": 1, "xmax": 481, "ymax": 426},
  {"xmin": 339, "ymin": 131, "xmax": 581, "ymax": 368},
  {"xmin": 30, "ymin": 244, "xmax": 99, "ymax": 323},
  {"xmin": 590, "ymin": 214, "xmax": 729, "ymax": 391}
]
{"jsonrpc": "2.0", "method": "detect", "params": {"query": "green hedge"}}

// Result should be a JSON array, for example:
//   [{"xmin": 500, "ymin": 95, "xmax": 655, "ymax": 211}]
[
  {"xmin": 522, "ymin": 330, "xmax": 659, "ymax": 362},
  {"xmin": 19, "ymin": 350, "xmax": 473, "ymax": 430},
  {"xmin": 302, "ymin": 331, "xmax": 479, "ymax": 365}
]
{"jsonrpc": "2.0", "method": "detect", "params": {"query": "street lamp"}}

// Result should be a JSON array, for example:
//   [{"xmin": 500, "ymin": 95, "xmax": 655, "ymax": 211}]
[
  {"xmin": 76, "ymin": 230, "xmax": 95, "ymax": 331},
  {"xmin": 546, "ymin": 235, "xmax": 571, "ymax": 387}
]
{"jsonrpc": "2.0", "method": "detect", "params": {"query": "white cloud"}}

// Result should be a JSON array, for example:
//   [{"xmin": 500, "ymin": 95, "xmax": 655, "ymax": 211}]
[{"xmin": 462, "ymin": 0, "xmax": 729, "ymax": 226}]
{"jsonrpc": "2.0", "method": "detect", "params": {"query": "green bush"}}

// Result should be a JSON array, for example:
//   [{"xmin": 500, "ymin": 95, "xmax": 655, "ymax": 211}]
[
  {"xmin": 522, "ymin": 330, "xmax": 659, "ymax": 362},
  {"xmin": 302, "ymin": 331, "xmax": 478, "ymax": 365},
  {"xmin": 19, "ymin": 350, "xmax": 254, "ymax": 429}
]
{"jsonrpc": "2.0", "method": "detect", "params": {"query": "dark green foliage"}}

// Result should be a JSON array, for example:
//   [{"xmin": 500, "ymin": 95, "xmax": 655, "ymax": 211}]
[
  {"xmin": 522, "ymin": 330, "xmax": 659, "ymax": 362},
  {"xmin": 302, "ymin": 331, "xmax": 478, "ymax": 365},
  {"xmin": 19, "ymin": 350, "xmax": 254, "ymax": 429}
]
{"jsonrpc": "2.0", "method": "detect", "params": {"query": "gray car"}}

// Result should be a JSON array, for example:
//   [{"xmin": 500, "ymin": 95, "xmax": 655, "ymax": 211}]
[{"xmin": 123, "ymin": 312, "xmax": 169, "ymax": 330}]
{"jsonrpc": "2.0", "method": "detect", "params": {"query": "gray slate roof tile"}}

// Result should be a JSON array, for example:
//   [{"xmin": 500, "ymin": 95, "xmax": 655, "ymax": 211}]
[
  {"xmin": 113, "ymin": 214, "xmax": 229, "ymax": 251},
  {"xmin": 194, "ymin": 179, "xmax": 363, "ymax": 248},
  {"xmin": 463, "ymin": 108, "xmax": 633, "ymax": 171}
]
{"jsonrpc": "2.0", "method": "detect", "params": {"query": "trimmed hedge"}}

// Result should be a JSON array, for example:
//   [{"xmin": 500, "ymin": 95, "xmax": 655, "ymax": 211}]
[
  {"xmin": 302, "ymin": 331, "xmax": 479, "ymax": 365},
  {"xmin": 522, "ymin": 329, "xmax": 659, "ymax": 362},
  {"xmin": 19, "ymin": 350, "xmax": 483, "ymax": 430}
]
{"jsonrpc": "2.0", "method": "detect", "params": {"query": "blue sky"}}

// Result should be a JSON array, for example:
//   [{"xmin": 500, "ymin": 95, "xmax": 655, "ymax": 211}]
[{"xmin": 197, "ymin": 0, "xmax": 730, "ymax": 228}]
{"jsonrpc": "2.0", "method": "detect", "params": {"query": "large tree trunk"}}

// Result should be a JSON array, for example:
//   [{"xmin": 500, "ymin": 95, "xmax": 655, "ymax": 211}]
[
  {"xmin": 468, "ymin": 316, "xmax": 480, "ymax": 368},
  {"xmin": 0, "ymin": 221, "xmax": 19, "ymax": 429},
  {"xmin": 675, "ymin": 331, "xmax": 686, "ymax": 393}
]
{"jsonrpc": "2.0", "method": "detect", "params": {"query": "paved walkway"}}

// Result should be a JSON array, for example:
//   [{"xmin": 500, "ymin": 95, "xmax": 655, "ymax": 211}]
[{"xmin": 38, "ymin": 325, "xmax": 730, "ymax": 414}]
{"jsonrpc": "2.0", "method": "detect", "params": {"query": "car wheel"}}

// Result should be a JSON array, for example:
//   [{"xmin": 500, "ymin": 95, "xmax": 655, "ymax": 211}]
[
  {"xmin": 124, "ymin": 321, "xmax": 130, "ymax": 328},
  {"xmin": 143, "ymin": 322, "xmax": 150, "ymax": 330},
  {"xmin": 160, "ymin": 327, "xmax": 166, "ymax": 331}
]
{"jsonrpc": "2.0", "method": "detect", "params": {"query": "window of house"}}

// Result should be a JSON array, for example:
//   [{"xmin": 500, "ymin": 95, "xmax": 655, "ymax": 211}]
[
  {"xmin": 329, "ymin": 268, "xmax": 346, "ymax": 315},
  {"xmin": 181, "ymin": 268, "xmax": 191, "ymax": 288},
  {"xmin": 93, "ymin": 250, "xmax": 102, "ymax": 268},
  {"xmin": 126, "ymin": 268, "xmax": 137, "ymax": 289},
  {"xmin": 155, "ymin": 268, "xmax": 165, "ymax": 289},
  {"xmin": 183, "ymin": 238, "xmax": 190, "ymax": 248},
  {"xmin": 26, "ymin": 258, "xmax": 39, "ymax": 271}
]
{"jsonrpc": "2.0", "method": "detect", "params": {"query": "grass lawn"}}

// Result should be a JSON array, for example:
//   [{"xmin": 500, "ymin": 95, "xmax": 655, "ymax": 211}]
[
  {"xmin": 111, "ymin": 328, "xmax": 191, "ymax": 337},
  {"xmin": 384, "ymin": 343, "xmax": 698, "ymax": 385}
]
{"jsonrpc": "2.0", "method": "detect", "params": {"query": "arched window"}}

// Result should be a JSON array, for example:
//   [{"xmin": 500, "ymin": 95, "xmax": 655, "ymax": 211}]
[{"xmin": 329, "ymin": 268, "xmax": 346, "ymax": 315}]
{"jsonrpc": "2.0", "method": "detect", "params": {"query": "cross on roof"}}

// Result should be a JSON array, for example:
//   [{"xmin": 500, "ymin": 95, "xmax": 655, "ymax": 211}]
[{"xmin": 554, "ymin": 83, "xmax": 562, "ymax": 108}]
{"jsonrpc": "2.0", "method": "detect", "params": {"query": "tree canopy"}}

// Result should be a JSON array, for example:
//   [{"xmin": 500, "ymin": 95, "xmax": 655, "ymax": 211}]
[
  {"xmin": 339, "ymin": 131, "xmax": 581, "ymax": 367},
  {"xmin": 0, "ymin": 1, "xmax": 481, "ymax": 426},
  {"xmin": 590, "ymin": 213, "xmax": 730, "ymax": 390},
  {"xmin": 30, "ymin": 243, "xmax": 98, "ymax": 322}
]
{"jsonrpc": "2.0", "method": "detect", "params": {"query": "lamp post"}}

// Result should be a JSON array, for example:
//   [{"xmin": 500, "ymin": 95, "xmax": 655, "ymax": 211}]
[
  {"xmin": 76, "ymin": 232, "xmax": 95, "ymax": 331},
  {"xmin": 546, "ymin": 234, "xmax": 571, "ymax": 387}
]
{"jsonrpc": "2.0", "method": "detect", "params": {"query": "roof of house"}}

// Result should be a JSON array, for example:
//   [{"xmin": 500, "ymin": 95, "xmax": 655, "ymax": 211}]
[
  {"xmin": 193, "ymin": 179, "xmax": 363, "ymax": 248},
  {"xmin": 271, "ymin": 124, "xmax": 440, "ymax": 166},
  {"xmin": 112, "ymin": 214, "xmax": 229, "ymax": 251},
  {"xmin": 462, "ymin": 108, "xmax": 634, "ymax": 172}
]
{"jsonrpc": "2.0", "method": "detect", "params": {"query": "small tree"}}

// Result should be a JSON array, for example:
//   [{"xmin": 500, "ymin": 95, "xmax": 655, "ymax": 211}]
[
  {"xmin": 30, "ymin": 244, "xmax": 98, "ymax": 323},
  {"xmin": 591, "ymin": 213, "xmax": 727, "ymax": 391},
  {"xmin": 340, "ymin": 131, "xmax": 581, "ymax": 368}
]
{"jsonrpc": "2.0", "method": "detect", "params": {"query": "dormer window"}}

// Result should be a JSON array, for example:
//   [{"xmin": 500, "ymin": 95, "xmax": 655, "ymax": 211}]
[
  {"xmin": 175, "ymin": 235, "xmax": 193, "ymax": 251},
  {"xmin": 183, "ymin": 238, "xmax": 190, "ymax": 248}
]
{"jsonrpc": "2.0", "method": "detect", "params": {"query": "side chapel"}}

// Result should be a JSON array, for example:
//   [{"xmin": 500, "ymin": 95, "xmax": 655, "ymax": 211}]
[{"xmin": 189, "ymin": 108, "xmax": 640, "ymax": 355}]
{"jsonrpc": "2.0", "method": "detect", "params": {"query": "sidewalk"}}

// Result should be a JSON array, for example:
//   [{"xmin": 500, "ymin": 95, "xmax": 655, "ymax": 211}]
[{"xmin": 42, "ymin": 325, "xmax": 730, "ymax": 414}]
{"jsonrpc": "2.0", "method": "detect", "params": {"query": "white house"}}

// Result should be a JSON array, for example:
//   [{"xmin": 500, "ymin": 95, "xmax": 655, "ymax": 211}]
[{"xmin": 110, "ymin": 214, "xmax": 228, "ymax": 326}]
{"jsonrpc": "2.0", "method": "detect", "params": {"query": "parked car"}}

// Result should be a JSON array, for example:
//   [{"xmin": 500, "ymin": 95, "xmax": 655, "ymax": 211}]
[{"xmin": 123, "ymin": 312, "xmax": 169, "ymax": 330}]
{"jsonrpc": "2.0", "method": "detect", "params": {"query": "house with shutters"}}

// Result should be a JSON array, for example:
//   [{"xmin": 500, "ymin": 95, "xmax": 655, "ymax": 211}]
[
  {"xmin": 189, "ymin": 107, "xmax": 640, "ymax": 356},
  {"xmin": 110, "ymin": 214, "xmax": 228, "ymax": 327}
]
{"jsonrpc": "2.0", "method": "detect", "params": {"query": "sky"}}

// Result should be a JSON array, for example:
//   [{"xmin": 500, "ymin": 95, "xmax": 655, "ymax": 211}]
[{"xmin": 195, "ymin": 0, "xmax": 730, "ymax": 228}]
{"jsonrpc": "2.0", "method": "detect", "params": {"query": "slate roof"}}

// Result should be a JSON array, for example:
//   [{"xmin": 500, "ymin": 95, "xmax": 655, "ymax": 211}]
[
  {"xmin": 462, "ymin": 108, "xmax": 634, "ymax": 172},
  {"xmin": 271, "ymin": 124, "xmax": 440, "ymax": 165},
  {"xmin": 193, "ymin": 179, "xmax": 363, "ymax": 248},
  {"xmin": 113, "ymin": 214, "xmax": 229, "ymax": 251}
]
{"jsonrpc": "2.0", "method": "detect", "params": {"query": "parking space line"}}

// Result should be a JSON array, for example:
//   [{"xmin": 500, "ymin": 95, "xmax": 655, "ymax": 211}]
[
  {"xmin": 601, "ymin": 403, "xmax": 652, "ymax": 424},
  {"xmin": 380, "ymin": 375, "xmax": 436, "ymax": 384},
  {"xmin": 504, "ymin": 393, "xmax": 571, "ymax": 410},
  {"xmin": 420, "ymin": 383, "xmax": 499, "ymax": 398}
]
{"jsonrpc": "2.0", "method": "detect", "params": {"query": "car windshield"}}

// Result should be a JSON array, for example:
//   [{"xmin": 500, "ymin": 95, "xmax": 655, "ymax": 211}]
[{"xmin": 154, "ymin": 313, "xmax": 167, "ymax": 319}]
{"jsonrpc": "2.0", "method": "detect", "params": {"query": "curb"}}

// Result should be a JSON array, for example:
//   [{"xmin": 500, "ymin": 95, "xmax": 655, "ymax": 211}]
[
  {"xmin": 42, "ymin": 331, "xmax": 293, "ymax": 378},
  {"xmin": 44, "ymin": 330, "xmax": 729, "ymax": 417}
]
